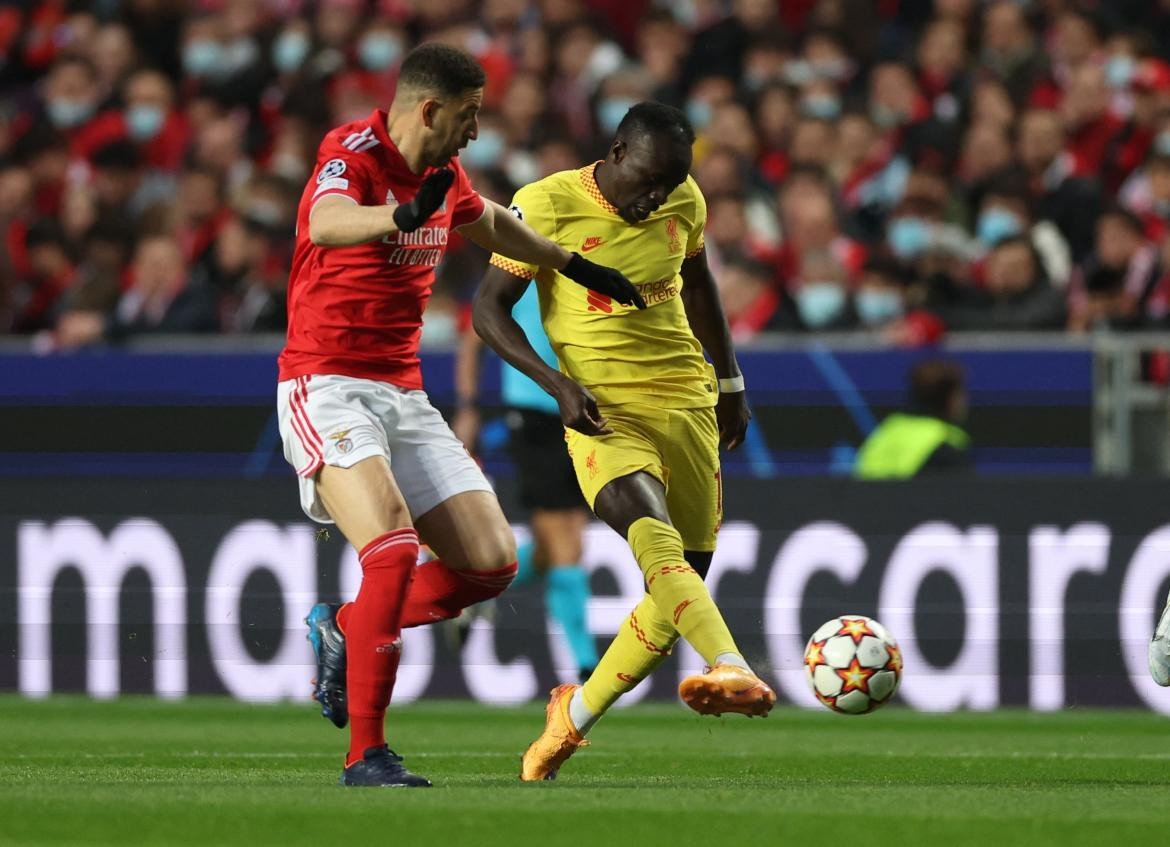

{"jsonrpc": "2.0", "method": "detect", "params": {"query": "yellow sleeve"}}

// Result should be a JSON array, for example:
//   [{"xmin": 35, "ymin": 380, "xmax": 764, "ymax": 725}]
[
  {"xmin": 487, "ymin": 182, "xmax": 557, "ymax": 280},
  {"xmin": 685, "ymin": 178, "xmax": 707, "ymax": 258}
]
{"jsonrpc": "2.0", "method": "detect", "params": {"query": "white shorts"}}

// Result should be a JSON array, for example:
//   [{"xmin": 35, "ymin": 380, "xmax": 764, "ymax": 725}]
[{"xmin": 277, "ymin": 374, "xmax": 492, "ymax": 524}]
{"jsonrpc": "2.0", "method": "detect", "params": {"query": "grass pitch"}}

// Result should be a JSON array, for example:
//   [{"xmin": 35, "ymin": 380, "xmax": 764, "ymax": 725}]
[{"xmin": 0, "ymin": 696, "xmax": 1165, "ymax": 846}]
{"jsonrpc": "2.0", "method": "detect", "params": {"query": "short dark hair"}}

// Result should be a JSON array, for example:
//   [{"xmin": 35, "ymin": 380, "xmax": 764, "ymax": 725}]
[
  {"xmin": 615, "ymin": 101, "xmax": 695, "ymax": 147},
  {"xmin": 396, "ymin": 43, "xmax": 485, "ymax": 99},
  {"xmin": 910, "ymin": 360, "xmax": 965, "ymax": 419},
  {"xmin": 990, "ymin": 234, "xmax": 1047, "ymax": 282},
  {"xmin": 1099, "ymin": 204, "xmax": 1145, "ymax": 236},
  {"xmin": 25, "ymin": 218, "xmax": 68, "ymax": 250},
  {"xmin": 982, "ymin": 171, "xmax": 1032, "ymax": 210}
]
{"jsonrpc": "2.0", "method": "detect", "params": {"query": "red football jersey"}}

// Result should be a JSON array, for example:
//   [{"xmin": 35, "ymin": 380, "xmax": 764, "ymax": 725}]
[{"xmin": 277, "ymin": 109, "xmax": 485, "ymax": 388}]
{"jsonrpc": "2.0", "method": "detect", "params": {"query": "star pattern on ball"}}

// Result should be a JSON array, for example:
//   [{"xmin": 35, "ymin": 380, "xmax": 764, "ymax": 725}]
[
  {"xmin": 835, "ymin": 657, "xmax": 875, "ymax": 694},
  {"xmin": 885, "ymin": 644, "xmax": 903, "ymax": 673},
  {"xmin": 815, "ymin": 690, "xmax": 837, "ymax": 709},
  {"xmin": 837, "ymin": 617, "xmax": 876, "ymax": 644},
  {"xmin": 804, "ymin": 639, "xmax": 828, "ymax": 671}
]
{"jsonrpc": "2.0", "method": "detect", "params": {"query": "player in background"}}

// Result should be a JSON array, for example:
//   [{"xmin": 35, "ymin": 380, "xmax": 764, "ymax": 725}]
[
  {"xmin": 473, "ymin": 102, "xmax": 776, "ymax": 782},
  {"xmin": 453, "ymin": 309, "xmax": 599, "ymax": 682},
  {"xmin": 279, "ymin": 43, "xmax": 642, "ymax": 788}
]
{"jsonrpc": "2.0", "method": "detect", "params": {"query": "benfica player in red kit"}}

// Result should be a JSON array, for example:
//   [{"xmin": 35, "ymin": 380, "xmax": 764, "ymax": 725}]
[{"xmin": 277, "ymin": 44, "xmax": 642, "ymax": 787}]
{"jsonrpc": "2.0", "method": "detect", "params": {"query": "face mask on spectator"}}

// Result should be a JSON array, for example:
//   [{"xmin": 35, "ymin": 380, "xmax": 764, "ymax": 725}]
[
  {"xmin": 224, "ymin": 37, "xmax": 259, "ymax": 74},
  {"xmin": 855, "ymin": 288, "xmax": 904, "ymax": 326},
  {"xmin": 462, "ymin": 128, "xmax": 504, "ymax": 170},
  {"xmin": 1155, "ymin": 132, "xmax": 1170, "ymax": 157},
  {"xmin": 47, "ymin": 98, "xmax": 94, "ymax": 128},
  {"xmin": 271, "ymin": 151, "xmax": 308, "ymax": 182},
  {"xmin": 598, "ymin": 97, "xmax": 636, "ymax": 135},
  {"xmin": 272, "ymin": 32, "xmax": 311, "ymax": 73},
  {"xmin": 125, "ymin": 104, "xmax": 165, "ymax": 141},
  {"xmin": 782, "ymin": 60, "xmax": 816, "ymax": 86},
  {"xmin": 359, "ymin": 35, "xmax": 404, "ymax": 72},
  {"xmin": 686, "ymin": 99, "xmax": 713, "ymax": 131},
  {"xmin": 505, "ymin": 150, "xmax": 540, "ymax": 188},
  {"xmin": 811, "ymin": 57, "xmax": 853, "ymax": 82},
  {"xmin": 743, "ymin": 69, "xmax": 776, "ymax": 92},
  {"xmin": 1106, "ymin": 55, "xmax": 1136, "ymax": 89},
  {"xmin": 977, "ymin": 207, "xmax": 1024, "ymax": 245},
  {"xmin": 183, "ymin": 40, "xmax": 223, "ymax": 77},
  {"xmin": 795, "ymin": 281, "xmax": 847, "ymax": 328},
  {"xmin": 870, "ymin": 103, "xmax": 901, "ymax": 129},
  {"xmin": 246, "ymin": 200, "xmax": 283, "ymax": 229},
  {"xmin": 802, "ymin": 94, "xmax": 841, "ymax": 120},
  {"xmin": 888, "ymin": 217, "xmax": 931, "ymax": 259}
]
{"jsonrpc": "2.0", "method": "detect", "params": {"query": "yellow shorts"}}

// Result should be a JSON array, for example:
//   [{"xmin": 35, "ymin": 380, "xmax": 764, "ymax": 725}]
[{"xmin": 565, "ymin": 403, "xmax": 722, "ymax": 552}]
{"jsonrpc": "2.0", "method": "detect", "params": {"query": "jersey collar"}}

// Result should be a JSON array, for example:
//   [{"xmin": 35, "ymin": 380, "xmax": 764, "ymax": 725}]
[{"xmin": 579, "ymin": 161, "xmax": 620, "ymax": 216}]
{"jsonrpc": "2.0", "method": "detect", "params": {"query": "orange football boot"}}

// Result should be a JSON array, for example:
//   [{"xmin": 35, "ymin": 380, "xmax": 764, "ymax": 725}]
[
  {"xmin": 519, "ymin": 683, "xmax": 590, "ymax": 781},
  {"xmin": 678, "ymin": 664, "xmax": 777, "ymax": 717}
]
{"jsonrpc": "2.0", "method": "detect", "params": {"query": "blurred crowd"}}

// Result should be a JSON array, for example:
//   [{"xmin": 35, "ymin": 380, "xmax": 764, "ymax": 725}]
[{"xmin": 4, "ymin": 0, "xmax": 1170, "ymax": 350}]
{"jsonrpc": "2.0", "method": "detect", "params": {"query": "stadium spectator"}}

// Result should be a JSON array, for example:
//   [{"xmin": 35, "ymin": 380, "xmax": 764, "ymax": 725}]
[
  {"xmin": 74, "ymin": 69, "xmax": 190, "ymax": 173},
  {"xmin": 1016, "ymin": 108, "xmax": 1103, "ymax": 261},
  {"xmin": 938, "ymin": 236, "xmax": 1067, "ymax": 331},
  {"xmin": 784, "ymin": 249, "xmax": 858, "ymax": 332},
  {"xmin": 854, "ymin": 258, "xmax": 910, "ymax": 333},
  {"xmin": 974, "ymin": 174, "xmax": 1072, "ymax": 287},
  {"xmin": 716, "ymin": 251, "xmax": 781, "ymax": 340},
  {"xmin": 13, "ymin": 219, "xmax": 75, "ymax": 333},
  {"xmin": 56, "ymin": 233, "xmax": 217, "ymax": 349},
  {"xmin": 1068, "ymin": 207, "xmax": 1162, "ymax": 331},
  {"xmin": 38, "ymin": 54, "xmax": 102, "ymax": 136},
  {"xmin": 3, "ymin": 1, "xmax": 1170, "ymax": 342}
]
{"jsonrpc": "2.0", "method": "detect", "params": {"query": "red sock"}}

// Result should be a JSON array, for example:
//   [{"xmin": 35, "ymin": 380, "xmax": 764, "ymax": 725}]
[
  {"xmin": 399, "ymin": 560, "xmax": 518, "ymax": 628},
  {"xmin": 344, "ymin": 528, "xmax": 418, "ymax": 767}
]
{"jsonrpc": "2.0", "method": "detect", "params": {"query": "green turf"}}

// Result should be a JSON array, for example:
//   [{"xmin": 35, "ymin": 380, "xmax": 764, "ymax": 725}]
[{"xmin": 0, "ymin": 696, "xmax": 1166, "ymax": 846}]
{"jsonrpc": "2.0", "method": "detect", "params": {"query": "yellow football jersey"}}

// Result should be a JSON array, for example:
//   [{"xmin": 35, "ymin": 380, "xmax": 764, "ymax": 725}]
[{"xmin": 488, "ymin": 163, "xmax": 717, "ymax": 409}]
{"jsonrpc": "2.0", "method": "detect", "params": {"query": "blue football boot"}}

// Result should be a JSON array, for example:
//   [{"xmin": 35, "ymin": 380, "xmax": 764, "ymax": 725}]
[{"xmin": 305, "ymin": 602, "xmax": 348, "ymax": 728}]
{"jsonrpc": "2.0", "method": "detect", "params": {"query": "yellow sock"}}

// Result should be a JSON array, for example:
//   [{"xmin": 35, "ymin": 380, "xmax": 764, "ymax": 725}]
[
  {"xmin": 627, "ymin": 516, "xmax": 740, "ymax": 665},
  {"xmin": 580, "ymin": 593, "xmax": 678, "ymax": 715}
]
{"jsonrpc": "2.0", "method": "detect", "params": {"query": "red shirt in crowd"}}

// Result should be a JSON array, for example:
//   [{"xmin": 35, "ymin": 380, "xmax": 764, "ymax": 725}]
[
  {"xmin": 277, "ymin": 109, "xmax": 485, "ymax": 389},
  {"xmin": 73, "ymin": 110, "xmax": 190, "ymax": 172}
]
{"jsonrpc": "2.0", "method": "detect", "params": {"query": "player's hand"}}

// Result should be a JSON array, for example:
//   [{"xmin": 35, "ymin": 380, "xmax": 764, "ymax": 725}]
[
  {"xmin": 561, "ymin": 253, "xmax": 646, "ymax": 309},
  {"xmin": 393, "ymin": 168, "xmax": 455, "ymax": 233},
  {"xmin": 553, "ymin": 377, "xmax": 612, "ymax": 436},
  {"xmin": 716, "ymin": 390, "xmax": 750, "ymax": 450}
]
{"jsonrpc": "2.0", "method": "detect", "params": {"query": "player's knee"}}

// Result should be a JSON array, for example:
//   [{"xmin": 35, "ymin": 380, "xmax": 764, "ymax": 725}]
[{"xmin": 468, "ymin": 521, "xmax": 518, "ymax": 574}]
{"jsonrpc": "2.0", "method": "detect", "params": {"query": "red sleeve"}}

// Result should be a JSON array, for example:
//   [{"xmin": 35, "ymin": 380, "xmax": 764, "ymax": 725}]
[
  {"xmin": 449, "ymin": 159, "xmax": 486, "ymax": 228},
  {"xmin": 308, "ymin": 133, "xmax": 377, "ymax": 210}
]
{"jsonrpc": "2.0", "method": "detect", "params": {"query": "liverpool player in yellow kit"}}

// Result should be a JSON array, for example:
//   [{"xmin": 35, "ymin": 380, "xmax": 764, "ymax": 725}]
[{"xmin": 473, "ymin": 102, "xmax": 776, "ymax": 781}]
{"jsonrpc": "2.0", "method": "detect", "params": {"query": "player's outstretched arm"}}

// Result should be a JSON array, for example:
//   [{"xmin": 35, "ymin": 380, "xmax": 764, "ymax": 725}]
[
  {"xmin": 308, "ymin": 169, "xmax": 454, "ymax": 246},
  {"xmin": 680, "ymin": 248, "xmax": 750, "ymax": 450},
  {"xmin": 458, "ymin": 200, "xmax": 646, "ymax": 308},
  {"xmin": 473, "ymin": 265, "xmax": 612, "ymax": 436}
]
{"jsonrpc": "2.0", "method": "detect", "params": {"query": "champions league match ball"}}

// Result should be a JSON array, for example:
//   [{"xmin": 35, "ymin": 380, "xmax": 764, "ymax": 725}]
[{"xmin": 803, "ymin": 616, "xmax": 903, "ymax": 715}]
